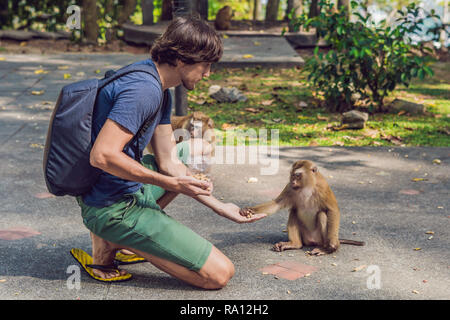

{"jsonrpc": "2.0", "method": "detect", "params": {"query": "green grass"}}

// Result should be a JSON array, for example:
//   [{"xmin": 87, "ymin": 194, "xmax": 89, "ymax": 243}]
[{"xmin": 187, "ymin": 62, "xmax": 450, "ymax": 147}]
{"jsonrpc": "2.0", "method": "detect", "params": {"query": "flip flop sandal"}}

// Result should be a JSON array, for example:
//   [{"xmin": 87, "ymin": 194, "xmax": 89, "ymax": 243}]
[
  {"xmin": 70, "ymin": 248, "xmax": 132, "ymax": 283},
  {"xmin": 114, "ymin": 251, "xmax": 146, "ymax": 265}
]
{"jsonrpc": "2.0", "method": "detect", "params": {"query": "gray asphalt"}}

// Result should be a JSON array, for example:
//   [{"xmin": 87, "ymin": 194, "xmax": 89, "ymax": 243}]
[{"xmin": 0, "ymin": 53, "xmax": 449, "ymax": 300}]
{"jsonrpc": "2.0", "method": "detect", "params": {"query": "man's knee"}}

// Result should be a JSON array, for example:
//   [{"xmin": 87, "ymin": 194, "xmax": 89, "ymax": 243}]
[{"xmin": 203, "ymin": 258, "xmax": 235, "ymax": 289}]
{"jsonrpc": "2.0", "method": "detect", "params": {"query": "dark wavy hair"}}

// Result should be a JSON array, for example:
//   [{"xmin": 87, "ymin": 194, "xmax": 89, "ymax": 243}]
[{"xmin": 150, "ymin": 16, "xmax": 223, "ymax": 66}]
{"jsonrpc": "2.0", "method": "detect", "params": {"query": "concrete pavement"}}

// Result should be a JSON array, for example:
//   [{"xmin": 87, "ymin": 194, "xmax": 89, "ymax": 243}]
[{"xmin": 0, "ymin": 53, "xmax": 449, "ymax": 300}]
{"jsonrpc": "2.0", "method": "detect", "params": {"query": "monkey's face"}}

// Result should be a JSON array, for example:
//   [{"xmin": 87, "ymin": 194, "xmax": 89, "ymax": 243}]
[
  {"xmin": 188, "ymin": 113, "xmax": 214, "ymax": 139},
  {"xmin": 290, "ymin": 161, "xmax": 318, "ymax": 189}
]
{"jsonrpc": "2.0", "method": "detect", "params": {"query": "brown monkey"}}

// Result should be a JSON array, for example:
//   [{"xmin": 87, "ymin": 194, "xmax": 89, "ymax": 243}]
[
  {"xmin": 147, "ymin": 111, "xmax": 215, "ymax": 156},
  {"xmin": 214, "ymin": 6, "xmax": 233, "ymax": 31},
  {"xmin": 240, "ymin": 160, "xmax": 364, "ymax": 255}
]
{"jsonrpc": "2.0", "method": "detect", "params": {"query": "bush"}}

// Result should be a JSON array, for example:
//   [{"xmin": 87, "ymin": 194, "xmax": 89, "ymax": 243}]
[{"xmin": 290, "ymin": 0, "xmax": 444, "ymax": 113}]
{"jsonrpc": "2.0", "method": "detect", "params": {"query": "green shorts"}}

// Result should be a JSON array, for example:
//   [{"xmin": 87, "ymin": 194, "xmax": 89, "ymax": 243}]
[{"xmin": 77, "ymin": 141, "xmax": 212, "ymax": 271}]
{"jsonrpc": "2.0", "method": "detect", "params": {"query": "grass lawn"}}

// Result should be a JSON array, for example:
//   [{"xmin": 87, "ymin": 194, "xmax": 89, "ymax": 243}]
[{"xmin": 188, "ymin": 60, "xmax": 450, "ymax": 147}]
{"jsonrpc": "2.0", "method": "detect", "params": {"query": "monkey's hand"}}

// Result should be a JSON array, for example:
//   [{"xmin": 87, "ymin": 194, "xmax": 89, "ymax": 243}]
[{"xmin": 220, "ymin": 203, "xmax": 266, "ymax": 224}]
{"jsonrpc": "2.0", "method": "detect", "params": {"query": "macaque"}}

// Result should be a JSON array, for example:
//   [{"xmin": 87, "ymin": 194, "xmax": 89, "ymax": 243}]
[
  {"xmin": 214, "ymin": 6, "xmax": 233, "ymax": 31},
  {"xmin": 240, "ymin": 160, "xmax": 364, "ymax": 255},
  {"xmin": 147, "ymin": 111, "xmax": 216, "ymax": 157}
]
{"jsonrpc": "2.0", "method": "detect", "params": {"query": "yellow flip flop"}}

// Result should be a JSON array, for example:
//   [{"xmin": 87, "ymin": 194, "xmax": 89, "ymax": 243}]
[
  {"xmin": 114, "ymin": 251, "xmax": 146, "ymax": 265},
  {"xmin": 70, "ymin": 248, "xmax": 132, "ymax": 282}
]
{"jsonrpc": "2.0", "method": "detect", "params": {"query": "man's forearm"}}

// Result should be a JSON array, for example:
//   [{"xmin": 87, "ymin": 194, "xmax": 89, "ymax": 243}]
[
  {"xmin": 91, "ymin": 150, "xmax": 175, "ymax": 190},
  {"xmin": 158, "ymin": 159, "xmax": 224, "ymax": 214},
  {"xmin": 193, "ymin": 194, "xmax": 225, "ymax": 215}
]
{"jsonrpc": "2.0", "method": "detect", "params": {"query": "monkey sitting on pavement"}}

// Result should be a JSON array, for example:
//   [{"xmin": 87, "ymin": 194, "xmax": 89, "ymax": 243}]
[{"xmin": 240, "ymin": 160, "xmax": 365, "ymax": 256}]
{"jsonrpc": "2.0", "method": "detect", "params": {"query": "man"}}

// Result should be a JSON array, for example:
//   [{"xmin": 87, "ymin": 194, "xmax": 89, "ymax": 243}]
[{"xmin": 73, "ymin": 16, "xmax": 266, "ymax": 289}]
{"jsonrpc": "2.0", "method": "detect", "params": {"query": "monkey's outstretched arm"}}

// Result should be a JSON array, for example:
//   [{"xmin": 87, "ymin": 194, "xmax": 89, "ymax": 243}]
[{"xmin": 240, "ymin": 184, "xmax": 291, "ymax": 217}]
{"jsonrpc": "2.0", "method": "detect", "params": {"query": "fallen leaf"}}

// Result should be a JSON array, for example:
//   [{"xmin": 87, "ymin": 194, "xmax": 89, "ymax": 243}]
[
  {"xmin": 261, "ymin": 99, "xmax": 274, "ymax": 106},
  {"xmin": 242, "ymin": 54, "xmax": 254, "ymax": 59},
  {"xmin": 380, "ymin": 133, "xmax": 403, "ymax": 145},
  {"xmin": 34, "ymin": 69, "xmax": 48, "ymax": 75},
  {"xmin": 352, "ymin": 265, "xmax": 367, "ymax": 272},
  {"xmin": 413, "ymin": 247, "xmax": 421, "ymax": 251},
  {"xmin": 412, "ymin": 178, "xmax": 427, "ymax": 182},
  {"xmin": 412, "ymin": 290, "xmax": 419, "ymax": 294},
  {"xmin": 29, "ymin": 143, "xmax": 44, "ymax": 149},
  {"xmin": 317, "ymin": 114, "xmax": 329, "ymax": 121},
  {"xmin": 331, "ymin": 263, "xmax": 337, "ymax": 266},
  {"xmin": 94, "ymin": 69, "xmax": 101, "ymax": 74},
  {"xmin": 0, "ymin": 57, "xmax": 6, "ymax": 61},
  {"xmin": 427, "ymin": 236, "xmax": 433, "ymax": 240},
  {"xmin": 425, "ymin": 231, "xmax": 434, "ymax": 235},
  {"xmin": 309, "ymin": 140, "xmax": 319, "ymax": 147},
  {"xmin": 20, "ymin": 41, "xmax": 27, "ymax": 47},
  {"xmin": 223, "ymin": 34, "xmax": 229, "ymax": 39},
  {"xmin": 432, "ymin": 159, "xmax": 441, "ymax": 165},
  {"xmin": 63, "ymin": 73, "xmax": 72, "ymax": 80},
  {"xmin": 287, "ymin": 290, "xmax": 291, "ymax": 294},
  {"xmin": 399, "ymin": 189, "xmax": 420, "ymax": 195},
  {"xmin": 253, "ymin": 41, "xmax": 261, "ymax": 46},
  {"xmin": 247, "ymin": 177, "xmax": 258, "ymax": 183},
  {"xmin": 76, "ymin": 71, "xmax": 85, "ymax": 76},
  {"xmin": 397, "ymin": 110, "xmax": 406, "ymax": 116},
  {"xmin": 57, "ymin": 65, "xmax": 69, "ymax": 70},
  {"xmin": 31, "ymin": 90, "xmax": 45, "ymax": 96},
  {"xmin": 244, "ymin": 107, "xmax": 261, "ymax": 113}
]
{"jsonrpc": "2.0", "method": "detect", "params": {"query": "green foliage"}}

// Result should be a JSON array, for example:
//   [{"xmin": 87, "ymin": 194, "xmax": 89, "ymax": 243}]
[
  {"xmin": 2, "ymin": 0, "xmax": 76, "ymax": 32},
  {"xmin": 290, "ymin": 0, "xmax": 444, "ymax": 113}
]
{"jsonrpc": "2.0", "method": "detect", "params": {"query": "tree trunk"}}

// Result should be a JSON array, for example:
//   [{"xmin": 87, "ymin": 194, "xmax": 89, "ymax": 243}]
[
  {"xmin": 308, "ymin": 0, "xmax": 319, "ymax": 18},
  {"xmin": 160, "ymin": 0, "xmax": 173, "ymax": 21},
  {"xmin": 0, "ymin": 0, "xmax": 9, "ymax": 27},
  {"xmin": 105, "ymin": 0, "xmax": 114, "ymax": 18},
  {"xmin": 337, "ymin": 0, "xmax": 349, "ymax": 19},
  {"xmin": 82, "ymin": 0, "xmax": 98, "ymax": 44},
  {"xmin": 118, "ymin": 0, "xmax": 137, "ymax": 26},
  {"xmin": 285, "ymin": 0, "xmax": 302, "ymax": 20},
  {"xmin": 441, "ymin": 0, "xmax": 448, "ymax": 47},
  {"xmin": 253, "ymin": 0, "xmax": 261, "ymax": 21},
  {"xmin": 194, "ymin": 0, "xmax": 208, "ymax": 20},
  {"xmin": 265, "ymin": 0, "xmax": 280, "ymax": 22}
]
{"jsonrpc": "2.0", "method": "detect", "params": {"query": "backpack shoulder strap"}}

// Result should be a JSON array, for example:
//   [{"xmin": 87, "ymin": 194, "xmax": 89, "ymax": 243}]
[
  {"xmin": 101, "ymin": 63, "xmax": 167, "ymax": 161},
  {"xmin": 98, "ymin": 63, "xmax": 162, "ymax": 91}
]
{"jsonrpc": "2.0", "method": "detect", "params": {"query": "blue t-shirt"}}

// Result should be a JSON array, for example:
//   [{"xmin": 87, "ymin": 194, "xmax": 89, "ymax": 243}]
[{"xmin": 82, "ymin": 59, "xmax": 172, "ymax": 207}]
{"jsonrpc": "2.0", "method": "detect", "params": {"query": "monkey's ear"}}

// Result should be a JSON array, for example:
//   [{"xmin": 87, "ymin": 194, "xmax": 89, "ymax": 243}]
[{"xmin": 312, "ymin": 166, "xmax": 318, "ymax": 173}]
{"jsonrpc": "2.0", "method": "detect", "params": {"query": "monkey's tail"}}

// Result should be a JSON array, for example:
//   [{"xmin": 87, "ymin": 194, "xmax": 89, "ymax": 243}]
[{"xmin": 339, "ymin": 239, "xmax": 365, "ymax": 246}]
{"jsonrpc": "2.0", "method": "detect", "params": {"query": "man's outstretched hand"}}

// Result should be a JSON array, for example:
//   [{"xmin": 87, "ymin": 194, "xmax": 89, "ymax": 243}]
[{"xmin": 218, "ymin": 202, "xmax": 267, "ymax": 223}]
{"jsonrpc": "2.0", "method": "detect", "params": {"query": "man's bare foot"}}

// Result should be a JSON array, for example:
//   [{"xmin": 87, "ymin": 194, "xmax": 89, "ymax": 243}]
[
  {"xmin": 120, "ymin": 249, "xmax": 135, "ymax": 255},
  {"xmin": 90, "ymin": 232, "xmax": 129, "ymax": 279}
]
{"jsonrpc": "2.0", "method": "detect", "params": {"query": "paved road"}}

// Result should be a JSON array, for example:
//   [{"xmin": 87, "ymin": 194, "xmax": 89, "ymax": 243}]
[{"xmin": 0, "ymin": 53, "xmax": 449, "ymax": 300}]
